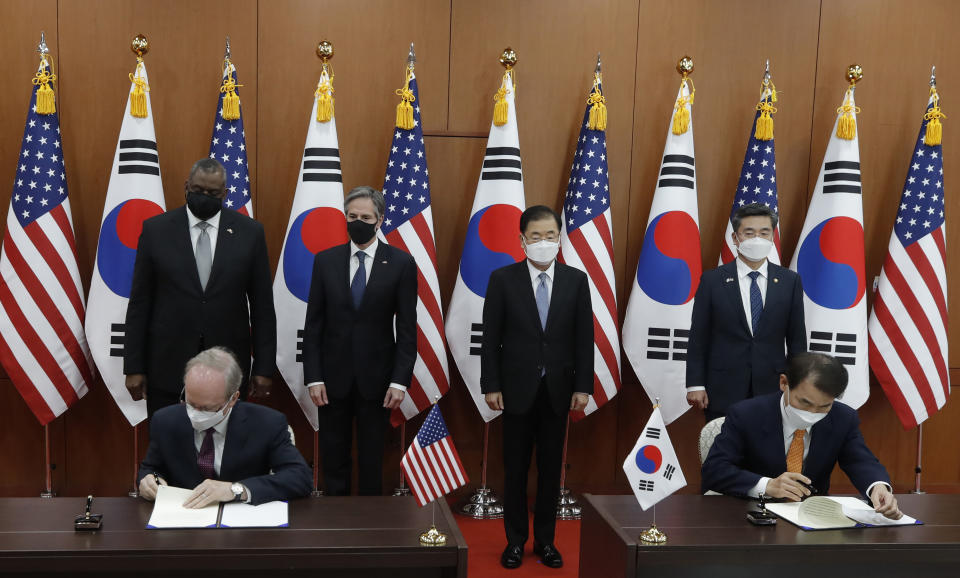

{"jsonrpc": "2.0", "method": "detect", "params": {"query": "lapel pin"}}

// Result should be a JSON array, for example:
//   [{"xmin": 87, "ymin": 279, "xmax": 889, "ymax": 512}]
[
  {"xmin": 227, "ymin": 228, "xmax": 234, "ymax": 234},
  {"xmin": 725, "ymin": 277, "xmax": 734, "ymax": 283},
  {"xmin": 773, "ymin": 278, "xmax": 779, "ymax": 283},
  {"xmin": 381, "ymin": 260, "xmax": 387, "ymax": 264}
]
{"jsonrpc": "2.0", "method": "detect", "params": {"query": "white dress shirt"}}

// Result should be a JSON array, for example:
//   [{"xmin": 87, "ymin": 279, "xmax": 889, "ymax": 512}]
[
  {"xmin": 186, "ymin": 207, "xmax": 221, "ymax": 255},
  {"xmin": 748, "ymin": 393, "xmax": 890, "ymax": 499},
  {"xmin": 526, "ymin": 259, "xmax": 555, "ymax": 305},
  {"xmin": 191, "ymin": 409, "xmax": 251, "ymax": 502},
  {"xmin": 306, "ymin": 236, "xmax": 406, "ymax": 393}
]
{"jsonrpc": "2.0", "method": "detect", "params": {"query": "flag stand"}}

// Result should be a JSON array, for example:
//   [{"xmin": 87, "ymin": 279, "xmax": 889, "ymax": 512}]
[
  {"xmin": 419, "ymin": 500, "xmax": 447, "ymax": 545},
  {"xmin": 127, "ymin": 424, "xmax": 140, "ymax": 498},
  {"xmin": 393, "ymin": 421, "xmax": 411, "ymax": 496},
  {"xmin": 311, "ymin": 430, "xmax": 323, "ymax": 497},
  {"xmin": 556, "ymin": 415, "xmax": 580, "ymax": 519},
  {"xmin": 40, "ymin": 424, "xmax": 55, "ymax": 498},
  {"xmin": 639, "ymin": 504, "xmax": 667, "ymax": 544},
  {"xmin": 910, "ymin": 424, "xmax": 925, "ymax": 494},
  {"xmin": 460, "ymin": 421, "xmax": 503, "ymax": 518}
]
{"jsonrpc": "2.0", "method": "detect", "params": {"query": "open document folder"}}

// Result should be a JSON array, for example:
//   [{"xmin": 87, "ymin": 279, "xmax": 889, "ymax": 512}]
[
  {"xmin": 146, "ymin": 485, "xmax": 288, "ymax": 529},
  {"xmin": 766, "ymin": 496, "xmax": 922, "ymax": 530}
]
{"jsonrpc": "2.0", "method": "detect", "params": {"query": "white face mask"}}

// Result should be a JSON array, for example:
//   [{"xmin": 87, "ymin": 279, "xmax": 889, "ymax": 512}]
[
  {"xmin": 737, "ymin": 236, "xmax": 774, "ymax": 262},
  {"xmin": 523, "ymin": 239, "xmax": 560, "ymax": 266},
  {"xmin": 783, "ymin": 387, "xmax": 829, "ymax": 430},
  {"xmin": 186, "ymin": 396, "xmax": 233, "ymax": 431}
]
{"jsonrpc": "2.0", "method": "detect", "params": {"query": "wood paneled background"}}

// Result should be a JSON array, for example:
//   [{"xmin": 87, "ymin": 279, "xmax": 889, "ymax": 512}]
[{"xmin": 1, "ymin": 0, "xmax": 958, "ymax": 498}]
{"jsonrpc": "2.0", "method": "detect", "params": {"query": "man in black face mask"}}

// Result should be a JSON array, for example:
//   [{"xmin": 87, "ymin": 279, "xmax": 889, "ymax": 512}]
[
  {"xmin": 124, "ymin": 158, "xmax": 276, "ymax": 416},
  {"xmin": 302, "ymin": 186, "xmax": 418, "ymax": 496}
]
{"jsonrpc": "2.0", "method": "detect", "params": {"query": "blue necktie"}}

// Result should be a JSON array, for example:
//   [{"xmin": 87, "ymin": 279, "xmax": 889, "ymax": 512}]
[
  {"xmin": 748, "ymin": 270, "xmax": 763, "ymax": 335},
  {"xmin": 536, "ymin": 272, "xmax": 549, "ymax": 330},
  {"xmin": 351, "ymin": 251, "xmax": 366, "ymax": 309}
]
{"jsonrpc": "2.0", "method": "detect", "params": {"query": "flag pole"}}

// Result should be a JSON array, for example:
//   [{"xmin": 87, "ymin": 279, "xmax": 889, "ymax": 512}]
[
  {"xmin": 910, "ymin": 423, "xmax": 925, "ymax": 494},
  {"xmin": 459, "ymin": 420, "xmax": 504, "ymax": 518},
  {"xmin": 40, "ymin": 423, "xmax": 54, "ymax": 498},
  {"xmin": 127, "ymin": 424, "xmax": 140, "ymax": 497},
  {"xmin": 556, "ymin": 414, "xmax": 581, "ymax": 519},
  {"xmin": 311, "ymin": 430, "xmax": 323, "ymax": 497},
  {"xmin": 393, "ymin": 421, "xmax": 411, "ymax": 496},
  {"xmin": 639, "ymin": 397, "xmax": 667, "ymax": 544}
]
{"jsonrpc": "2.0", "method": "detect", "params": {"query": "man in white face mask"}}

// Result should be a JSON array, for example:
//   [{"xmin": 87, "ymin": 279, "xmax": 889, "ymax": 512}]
[
  {"xmin": 702, "ymin": 352, "xmax": 901, "ymax": 519},
  {"xmin": 137, "ymin": 347, "xmax": 311, "ymax": 507},
  {"xmin": 482, "ymin": 205, "xmax": 594, "ymax": 569},
  {"xmin": 687, "ymin": 203, "xmax": 807, "ymax": 421}
]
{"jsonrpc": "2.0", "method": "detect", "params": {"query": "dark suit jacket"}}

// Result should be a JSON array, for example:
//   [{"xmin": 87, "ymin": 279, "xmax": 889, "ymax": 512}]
[
  {"xmin": 701, "ymin": 392, "xmax": 890, "ymax": 498},
  {"xmin": 302, "ymin": 241, "xmax": 418, "ymax": 400},
  {"xmin": 480, "ymin": 260, "xmax": 594, "ymax": 416},
  {"xmin": 686, "ymin": 260, "xmax": 806, "ymax": 414},
  {"xmin": 124, "ymin": 206, "xmax": 277, "ymax": 394},
  {"xmin": 137, "ymin": 402, "xmax": 312, "ymax": 504}
]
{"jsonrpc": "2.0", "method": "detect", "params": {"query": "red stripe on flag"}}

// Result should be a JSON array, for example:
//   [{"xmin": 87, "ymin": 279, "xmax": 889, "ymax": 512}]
[
  {"xmin": 720, "ymin": 242, "xmax": 735, "ymax": 264},
  {"xmin": 567, "ymin": 228, "xmax": 617, "ymax": 321},
  {"xmin": 49, "ymin": 205, "xmax": 80, "ymax": 263},
  {"xmin": 932, "ymin": 227, "xmax": 946, "ymax": 264},
  {"xmin": 871, "ymin": 294, "xmax": 939, "ymax": 418},
  {"xmin": 3, "ymin": 235, "xmax": 93, "ymax": 386},
  {"xmin": 904, "ymin": 242, "xmax": 947, "ymax": 329},
  {"xmin": 23, "ymin": 218, "xmax": 84, "ymax": 320},
  {"xmin": 868, "ymin": 335, "xmax": 919, "ymax": 429},
  {"xmin": 409, "ymin": 214, "xmax": 440, "ymax": 270},
  {"xmin": 387, "ymin": 229, "xmax": 445, "ymax": 334},
  {"xmin": 0, "ymin": 333, "xmax": 56, "ymax": 424}
]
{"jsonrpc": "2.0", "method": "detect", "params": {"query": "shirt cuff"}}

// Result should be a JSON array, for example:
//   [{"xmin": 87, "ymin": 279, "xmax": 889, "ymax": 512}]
[
  {"xmin": 865, "ymin": 481, "xmax": 892, "ymax": 500},
  {"xmin": 686, "ymin": 386, "xmax": 706, "ymax": 392},
  {"xmin": 748, "ymin": 477, "xmax": 771, "ymax": 498},
  {"xmin": 388, "ymin": 383, "xmax": 407, "ymax": 392},
  {"xmin": 243, "ymin": 484, "xmax": 252, "ymax": 504},
  {"xmin": 306, "ymin": 382, "xmax": 323, "ymax": 388}
]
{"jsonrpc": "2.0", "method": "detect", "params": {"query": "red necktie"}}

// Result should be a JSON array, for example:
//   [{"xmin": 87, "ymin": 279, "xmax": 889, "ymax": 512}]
[{"xmin": 197, "ymin": 428, "xmax": 216, "ymax": 479}]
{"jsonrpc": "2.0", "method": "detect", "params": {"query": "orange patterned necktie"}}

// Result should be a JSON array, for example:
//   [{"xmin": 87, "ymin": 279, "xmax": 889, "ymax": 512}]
[{"xmin": 786, "ymin": 429, "xmax": 805, "ymax": 473}]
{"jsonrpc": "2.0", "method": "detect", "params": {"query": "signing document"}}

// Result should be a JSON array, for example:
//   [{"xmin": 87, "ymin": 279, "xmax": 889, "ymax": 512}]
[{"xmin": 767, "ymin": 496, "xmax": 920, "ymax": 530}]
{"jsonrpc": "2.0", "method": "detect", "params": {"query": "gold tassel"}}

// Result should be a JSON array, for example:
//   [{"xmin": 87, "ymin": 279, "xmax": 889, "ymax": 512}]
[
  {"xmin": 220, "ymin": 62, "xmax": 243, "ymax": 121},
  {"xmin": 754, "ymin": 101, "xmax": 777, "ymax": 141},
  {"xmin": 315, "ymin": 67, "xmax": 335, "ymax": 123},
  {"xmin": 671, "ymin": 78, "xmax": 695, "ymax": 135},
  {"xmin": 129, "ymin": 60, "xmax": 149, "ymax": 119},
  {"xmin": 587, "ymin": 79, "xmax": 607, "ymax": 131},
  {"xmin": 493, "ymin": 70, "xmax": 512, "ymax": 126},
  {"xmin": 924, "ymin": 87, "xmax": 946, "ymax": 146},
  {"xmin": 33, "ymin": 56, "xmax": 57, "ymax": 115},
  {"xmin": 395, "ymin": 68, "xmax": 416, "ymax": 130},
  {"xmin": 835, "ymin": 87, "xmax": 859, "ymax": 140}
]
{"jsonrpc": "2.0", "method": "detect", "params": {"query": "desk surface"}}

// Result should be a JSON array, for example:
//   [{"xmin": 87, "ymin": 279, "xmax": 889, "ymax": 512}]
[
  {"xmin": 0, "ymin": 496, "xmax": 467, "ymax": 577},
  {"xmin": 580, "ymin": 494, "xmax": 960, "ymax": 578}
]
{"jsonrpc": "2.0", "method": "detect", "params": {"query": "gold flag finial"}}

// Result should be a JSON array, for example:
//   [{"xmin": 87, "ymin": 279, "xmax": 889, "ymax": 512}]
[
  {"xmin": 34, "ymin": 32, "xmax": 57, "ymax": 115},
  {"xmin": 924, "ymin": 65, "xmax": 945, "ymax": 146},
  {"xmin": 131, "ymin": 34, "xmax": 149, "ymax": 58},
  {"xmin": 672, "ymin": 56, "xmax": 695, "ymax": 135},
  {"xmin": 755, "ymin": 60, "xmax": 778, "ymax": 141},
  {"xmin": 836, "ymin": 64, "xmax": 862, "ymax": 140},
  {"xmin": 493, "ymin": 48, "xmax": 517, "ymax": 126},
  {"xmin": 587, "ymin": 55, "xmax": 607, "ymax": 131},
  {"xmin": 315, "ymin": 40, "xmax": 335, "ymax": 122},
  {"xmin": 395, "ymin": 45, "xmax": 417, "ymax": 130},
  {"xmin": 128, "ymin": 35, "xmax": 150, "ymax": 118}
]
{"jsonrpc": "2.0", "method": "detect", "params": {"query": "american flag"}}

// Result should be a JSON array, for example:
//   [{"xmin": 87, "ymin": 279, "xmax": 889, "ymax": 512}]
[
  {"xmin": 208, "ymin": 60, "xmax": 252, "ymax": 216},
  {"xmin": 719, "ymin": 81, "xmax": 781, "ymax": 264},
  {"xmin": 0, "ymin": 58, "xmax": 92, "ymax": 424},
  {"xmin": 401, "ymin": 404, "xmax": 468, "ymax": 506},
  {"xmin": 868, "ymin": 89, "xmax": 948, "ymax": 429},
  {"xmin": 380, "ymin": 65, "xmax": 450, "ymax": 425},
  {"xmin": 559, "ymin": 72, "xmax": 620, "ymax": 419}
]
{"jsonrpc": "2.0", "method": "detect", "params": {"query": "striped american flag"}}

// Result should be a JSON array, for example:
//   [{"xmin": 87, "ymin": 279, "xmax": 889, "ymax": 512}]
[
  {"xmin": 401, "ymin": 405, "xmax": 468, "ymax": 506},
  {"xmin": 559, "ymin": 73, "xmax": 620, "ymax": 419},
  {"xmin": 380, "ymin": 66, "xmax": 450, "ymax": 425},
  {"xmin": 868, "ymin": 90, "xmax": 948, "ymax": 429},
  {"xmin": 0, "ymin": 58, "xmax": 92, "ymax": 424},
  {"xmin": 208, "ymin": 59, "xmax": 253, "ymax": 217}
]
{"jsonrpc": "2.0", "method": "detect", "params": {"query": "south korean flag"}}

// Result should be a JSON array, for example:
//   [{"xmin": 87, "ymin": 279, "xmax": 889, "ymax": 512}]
[{"xmin": 623, "ymin": 405, "xmax": 686, "ymax": 510}]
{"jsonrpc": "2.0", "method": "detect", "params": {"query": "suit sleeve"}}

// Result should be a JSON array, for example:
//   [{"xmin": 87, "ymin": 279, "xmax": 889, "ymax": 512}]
[
  {"xmin": 480, "ymin": 270, "xmax": 505, "ymax": 394},
  {"xmin": 248, "ymin": 222, "xmax": 277, "ymax": 378},
  {"xmin": 239, "ymin": 414, "xmax": 313, "ymax": 504},
  {"xmin": 786, "ymin": 274, "xmax": 807, "ymax": 357},
  {"xmin": 700, "ymin": 406, "xmax": 764, "ymax": 496},
  {"xmin": 837, "ymin": 413, "xmax": 891, "ymax": 498},
  {"xmin": 302, "ymin": 253, "xmax": 326, "ymax": 384},
  {"xmin": 137, "ymin": 413, "xmax": 168, "ymax": 485},
  {"xmin": 574, "ymin": 272, "xmax": 594, "ymax": 395},
  {"xmin": 685, "ymin": 274, "xmax": 712, "ymax": 390},
  {"xmin": 391, "ymin": 253, "xmax": 418, "ymax": 386},
  {"xmin": 124, "ymin": 223, "xmax": 155, "ymax": 375}
]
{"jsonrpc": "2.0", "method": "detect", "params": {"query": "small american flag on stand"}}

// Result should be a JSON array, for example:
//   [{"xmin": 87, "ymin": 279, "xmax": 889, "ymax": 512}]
[
  {"xmin": 208, "ymin": 42, "xmax": 252, "ymax": 217},
  {"xmin": 380, "ymin": 45, "xmax": 450, "ymax": 426},
  {"xmin": 559, "ymin": 57, "xmax": 620, "ymax": 420},
  {"xmin": 0, "ymin": 44, "xmax": 92, "ymax": 424},
  {"xmin": 868, "ymin": 74, "xmax": 948, "ymax": 429},
  {"xmin": 401, "ymin": 404, "xmax": 468, "ymax": 506}
]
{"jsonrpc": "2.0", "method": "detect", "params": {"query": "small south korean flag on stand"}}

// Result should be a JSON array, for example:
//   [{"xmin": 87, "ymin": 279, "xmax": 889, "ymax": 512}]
[{"xmin": 623, "ymin": 404, "xmax": 686, "ymax": 510}]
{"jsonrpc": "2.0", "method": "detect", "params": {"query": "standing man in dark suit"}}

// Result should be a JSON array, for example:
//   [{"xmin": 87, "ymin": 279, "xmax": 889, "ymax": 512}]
[
  {"xmin": 137, "ymin": 347, "xmax": 312, "ymax": 507},
  {"xmin": 481, "ymin": 205, "xmax": 594, "ymax": 570},
  {"xmin": 303, "ymin": 186, "xmax": 417, "ymax": 496},
  {"xmin": 702, "ymin": 352, "xmax": 901, "ymax": 519},
  {"xmin": 686, "ymin": 203, "xmax": 806, "ymax": 421},
  {"xmin": 124, "ymin": 158, "xmax": 276, "ymax": 417}
]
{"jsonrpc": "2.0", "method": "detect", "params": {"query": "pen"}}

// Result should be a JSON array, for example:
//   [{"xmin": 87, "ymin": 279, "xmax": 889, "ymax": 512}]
[{"xmin": 153, "ymin": 473, "xmax": 160, "ymax": 486}]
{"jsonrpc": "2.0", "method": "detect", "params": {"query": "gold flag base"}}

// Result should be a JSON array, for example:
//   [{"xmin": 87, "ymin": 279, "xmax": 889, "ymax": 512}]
[
  {"xmin": 419, "ymin": 525, "xmax": 447, "ymax": 546},
  {"xmin": 639, "ymin": 524, "xmax": 667, "ymax": 545}
]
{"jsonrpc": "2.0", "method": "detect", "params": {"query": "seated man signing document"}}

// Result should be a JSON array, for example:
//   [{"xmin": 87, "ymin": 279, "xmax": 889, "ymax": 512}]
[
  {"xmin": 138, "ymin": 347, "xmax": 312, "ymax": 507},
  {"xmin": 701, "ymin": 352, "xmax": 901, "ymax": 519}
]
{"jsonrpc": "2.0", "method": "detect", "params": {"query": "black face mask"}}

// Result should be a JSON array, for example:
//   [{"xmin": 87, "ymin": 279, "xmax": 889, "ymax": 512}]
[
  {"xmin": 346, "ymin": 219, "xmax": 377, "ymax": 245},
  {"xmin": 186, "ymin": 191, "xmax": 223, "ymax": 220}
]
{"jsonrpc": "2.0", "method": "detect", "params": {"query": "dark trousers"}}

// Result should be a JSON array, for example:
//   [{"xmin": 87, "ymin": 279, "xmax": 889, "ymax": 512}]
[
  {"xmin": 502, "ymin": 382, "xmax": 567, "ymax": 547},
  {"xmin": 319, "ymin": 385, "xmax": 389, "ymax": 496}
]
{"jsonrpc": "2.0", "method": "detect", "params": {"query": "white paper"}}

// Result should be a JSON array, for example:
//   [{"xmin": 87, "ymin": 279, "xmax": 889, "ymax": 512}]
[
  {"xmin": 766, "ymin": 496, "xmax": 918, "ymax": 530},
  {"xmin": 146, "ymin": 485, "xmax": 220, "ymax": 529},
  {"xmin": 219, "ymin": 501, "xmax": 289, "ymax": 528},
  {"xmin": 835, "ymin": 496, "xmax": 918, "ymax": 527}
]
